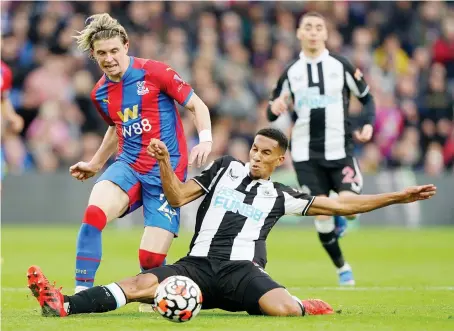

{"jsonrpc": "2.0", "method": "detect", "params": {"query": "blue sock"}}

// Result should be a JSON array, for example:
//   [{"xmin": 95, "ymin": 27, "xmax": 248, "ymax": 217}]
[
  {"xmin": 334, "ymin": 215, "xmax": 348, "ymax": 238},
  {"xmin": 75, "ymin": 223, "xmax": 102, "ymax": 288},
  {"xmin": 334, "ymin": 215, "xmax": 347, "ymax": 225}
]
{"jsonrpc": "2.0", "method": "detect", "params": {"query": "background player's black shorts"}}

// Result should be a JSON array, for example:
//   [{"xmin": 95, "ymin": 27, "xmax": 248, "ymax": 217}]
[
  {"xmin": 293, "ymin": 156, "xmax": 363, "ymax": 196},
  {"xmin": 143, "ymin": 256, "xmax": 284, "ymax": 315}
]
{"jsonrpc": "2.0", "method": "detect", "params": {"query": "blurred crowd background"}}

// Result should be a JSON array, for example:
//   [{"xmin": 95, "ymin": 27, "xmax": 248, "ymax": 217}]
[{"xmin": 1, "ymin": 1, "xmax": 453, "ymax": 177}]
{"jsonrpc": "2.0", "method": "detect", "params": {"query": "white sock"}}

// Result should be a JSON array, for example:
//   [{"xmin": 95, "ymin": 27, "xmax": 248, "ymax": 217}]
[
  {"xmin": 105, "ymin": 283, "xmax": 127, "ymax": 308},
  {"xmin": 291, "ymin": 295, "xmax": 305, "ymax": 316},
  {"xmin": 63, "ymin": 301, "xmax": 70, "ymax": 314},
  {"xmin": 314, "ymin": 217, "xmax": 335, "ymax": 233},
  {"xmin": 337, "ymin": 262, "xmax": 352, "ymax": 273}
]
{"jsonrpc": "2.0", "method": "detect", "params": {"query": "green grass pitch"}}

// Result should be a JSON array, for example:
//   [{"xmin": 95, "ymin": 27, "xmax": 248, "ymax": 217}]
[{"xmin": 2, "ymin": 226, "xmax": 454, "ymax": 331}]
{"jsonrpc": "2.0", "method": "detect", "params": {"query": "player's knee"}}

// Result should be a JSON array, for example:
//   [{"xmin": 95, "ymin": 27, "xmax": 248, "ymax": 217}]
[
  {"xmin": 82, "ymin": 205, "xmax": 107, "ymax": 231},
  {"xmin": 139, "ymin": 249, "xmax": 166, "ymax": 271},
  {"xmin": 88, "ymin": 181, "xmax": 129, "ymax": 220},
  {"xmin": 272, "ymin": 301, "xmax": 302, "ymax": 316},
  {"xmin": 134, "ymin": 274, "xmax": 158, "ymax": 291},
  {"xmin": 118, "ymin": 274, "xmax": 158, "ymax": 300},
  {"xmin": 259, "ymin": 289, "xmax": 303, "ymax": 316}
]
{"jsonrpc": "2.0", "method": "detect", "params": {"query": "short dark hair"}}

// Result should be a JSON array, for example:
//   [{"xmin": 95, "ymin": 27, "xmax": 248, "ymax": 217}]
[
  {"xmin": 256, "ymin": 128, "xmax": 289, "ymax": 152},
  {"xmin": 300, "ymin": 11, "xmax": 326, "ymax": 24}
]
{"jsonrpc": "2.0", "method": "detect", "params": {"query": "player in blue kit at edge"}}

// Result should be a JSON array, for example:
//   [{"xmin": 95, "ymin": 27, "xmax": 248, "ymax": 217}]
[{"xmin": 68, "ymin": 13, "xmax": 213, "ymax": 301}]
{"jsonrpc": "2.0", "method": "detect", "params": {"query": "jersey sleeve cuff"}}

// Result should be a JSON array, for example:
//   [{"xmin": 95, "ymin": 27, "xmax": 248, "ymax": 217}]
[
  {"xmin": 181, "ymin": 89, "xmax": 194, "ymax": 106},
  {"xmin": 302, "ymin": 196, "xmax": 315, "ymax": 216},
  {"xmin": 191, "ymin": 178, "xmax": 209, "ymax": 193}
]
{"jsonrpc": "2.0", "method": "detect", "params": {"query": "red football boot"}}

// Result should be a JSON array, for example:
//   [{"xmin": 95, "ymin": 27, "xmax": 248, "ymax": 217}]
[
  {"xmin": 301, "ymin": 299, "xmax": 334, "ymax": 315},
  {"xmin": 27, "ymin": 265, "xmax": 68, "ymax": 317}
]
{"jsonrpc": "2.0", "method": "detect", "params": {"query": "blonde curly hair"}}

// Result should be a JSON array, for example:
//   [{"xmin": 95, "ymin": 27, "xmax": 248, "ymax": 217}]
[{"xmin": 74, "ymin": 13, "xmax": 128, "ymax": 58}]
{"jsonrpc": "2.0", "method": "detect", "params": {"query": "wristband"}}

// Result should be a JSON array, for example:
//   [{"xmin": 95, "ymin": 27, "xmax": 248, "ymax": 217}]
[{"xmin": 199, "ymin": 129, "xmax": 212, "ymax": 143}]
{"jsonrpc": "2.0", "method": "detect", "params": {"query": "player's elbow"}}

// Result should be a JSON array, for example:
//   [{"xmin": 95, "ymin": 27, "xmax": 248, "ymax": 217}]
[
  {"xmin": 167, "ymin": 197, "xmax": 184, "ymax": 208},
  {"xmin": 335, "ymin": 202, "xmax": 357, "ymax": 216},
  {"xmin": 318, "ymin": 200, "xmax": 351, "ymax": 216},
  {"xmin": 189, "ymin": 94, "xmax": 208, "ymax": 114}
]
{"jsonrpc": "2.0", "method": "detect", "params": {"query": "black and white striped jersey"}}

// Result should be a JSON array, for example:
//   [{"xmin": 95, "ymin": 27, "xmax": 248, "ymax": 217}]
[
  {"xmin": 188, "ymin": 155, "xmax": 315, "ymax": 268},
  {"xmin": 269, "ymin": 50, "xmax": 373, "ymax": 162}
]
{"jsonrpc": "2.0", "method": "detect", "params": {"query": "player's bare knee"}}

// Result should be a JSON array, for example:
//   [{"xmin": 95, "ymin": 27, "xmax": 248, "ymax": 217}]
[
  {"xmin": 135, "ymin": 274, "xmax": 159, "ymax": 291},
  {"xmin": 88, "ymin": 180, "xmax": 129, "ymax": 221},
  {"xmin": 140, "ymin": 227, "xmax": 174, "ymax": 254},
  {"xmin": 117, "ymin": 274, "xmax": 158, "ymax": 300},
  {"xmin": 259, "ymin": 288, "xmax": 302, "ymax": 316},
  {"xmin": 264, "ymin": 301, "xmax": 301, "ymax": 316},
  {"xmin": 278, "ymin": 301, "xmax": 302, "ymax": 316}
]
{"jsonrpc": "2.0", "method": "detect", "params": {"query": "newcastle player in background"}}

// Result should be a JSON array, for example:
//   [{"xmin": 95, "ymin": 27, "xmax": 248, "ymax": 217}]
[{"xmin": 268, "ymin": 12, "xmax": 376, "ymax": 285}]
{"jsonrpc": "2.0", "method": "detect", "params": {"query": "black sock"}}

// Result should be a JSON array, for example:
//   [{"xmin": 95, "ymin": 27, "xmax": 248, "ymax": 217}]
[
  {"xmin": 64, "ymin": 286, "xmax": 120, "ymax": 315},
  {"xmin": 318, "ymin": 231, "xmax": 344, "ymax": 268}
]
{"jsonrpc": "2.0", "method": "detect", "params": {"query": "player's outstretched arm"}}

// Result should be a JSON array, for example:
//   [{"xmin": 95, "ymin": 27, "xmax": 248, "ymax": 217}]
[
  {"xmin": 147, "ymin": 139, "xmax": 205, "ymax": 207},
  {"xmin": 306, "ymin": 185, "xmax": 437, "ymax": 216}
]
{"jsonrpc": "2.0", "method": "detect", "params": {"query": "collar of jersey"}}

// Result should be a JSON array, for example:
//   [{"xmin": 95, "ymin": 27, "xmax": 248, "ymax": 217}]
[
  {"xmin": 299, "ymin": 49, "xmax": 329, "ymax": 64},
  {"xmin": 245, "ymin": 163, "xmax": 271, "ymax": 183},
  {"xmin": 104, "ymin": 56, "xmax": 134, "ymax": 83}
]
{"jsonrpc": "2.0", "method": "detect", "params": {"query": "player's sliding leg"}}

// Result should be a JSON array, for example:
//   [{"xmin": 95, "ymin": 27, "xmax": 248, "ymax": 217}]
[
  {"xmin": 74, "ymin": 180, "xmax": 129, "ymax": 293},
  {"xmin": 28, "ymin": 265, "xmax": 159, "ymax": 317},
  {"xmin": 137, "ymin": 226, "xmax": 174, "ymax": 312},
  {"xmin": 257, "ymin": 288, "xmax": 333, "ymax": 316}
]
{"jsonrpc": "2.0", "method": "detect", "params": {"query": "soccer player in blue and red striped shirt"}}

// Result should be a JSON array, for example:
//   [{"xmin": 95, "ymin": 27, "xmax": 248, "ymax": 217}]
[{"xmin": 69, "ymin": 14, "xmax": 213, "ymax": 294}]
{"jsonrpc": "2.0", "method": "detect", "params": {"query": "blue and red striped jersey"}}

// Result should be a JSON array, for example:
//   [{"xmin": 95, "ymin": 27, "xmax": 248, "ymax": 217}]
[{"xmin": 91, "ymin": 57, "xmax": 192, "ymax": 183}]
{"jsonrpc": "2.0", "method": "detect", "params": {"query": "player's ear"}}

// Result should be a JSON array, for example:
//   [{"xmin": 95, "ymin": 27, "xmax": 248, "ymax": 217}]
[
  {"xmin": 124, "ymin": 41, "xmax": 129, "ymax": 53},
  {"xmin": 296, "ymin": 26, "xmax": 304, "ymax": 40},
  {"xmin": 276, "ymin": 154, "xmax": 285, "ymax": 167}
]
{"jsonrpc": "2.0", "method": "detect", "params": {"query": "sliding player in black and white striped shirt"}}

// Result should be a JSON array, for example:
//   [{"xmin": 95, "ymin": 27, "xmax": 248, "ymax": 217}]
[
  {"xmin": 268, "ymin": 12, "xmax": 376, "ymax": 285},
  {"xmin": 26, "ymin": 128, "xmax": 436, "ymax": 318}
]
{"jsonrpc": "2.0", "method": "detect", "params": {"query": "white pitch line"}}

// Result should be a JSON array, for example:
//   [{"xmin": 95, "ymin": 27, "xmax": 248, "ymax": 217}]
[
  {"xmin": 287, "ymin": 286, "xmax": 454, "ymax": 291},
  {"xmin": 2, "ymin": 288, "xmax": 30, "ymax": 292},
  {"xmin": 2, "ymin": 286, "xmax": 454, "ymax": 292}
]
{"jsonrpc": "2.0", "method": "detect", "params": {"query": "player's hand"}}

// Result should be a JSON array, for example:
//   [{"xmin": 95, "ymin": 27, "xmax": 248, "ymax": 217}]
[
  {"xmin": 353, "ymin": 124, "xmax": 374, "ymax": 143},
  {"xmin": 147, "ymin": 139, "xmax": 169, "ymax": 161},
  {"xmin": 69, "ymin": 162, "xmax": 100, "ymax": 181},
  {"xmin": 189, "ymin": 141, "xmax": 212, "ymax": 168},
  {"xmin": 270, "ymin": 92, "xmax": 291, "ymax": 116},
  {"xmin": 399, "ymin": 184, "xmax": 437, "ymax": 203}
]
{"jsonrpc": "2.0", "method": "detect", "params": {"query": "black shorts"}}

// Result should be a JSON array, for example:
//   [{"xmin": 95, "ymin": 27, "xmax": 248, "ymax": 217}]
[
  {"xmin": 293, "ymin": 156, "xmax": 363, "ymax": 196},
  {"xmin": 143, "ymin": 256, "xmax": 284, "ymax": 315}
]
